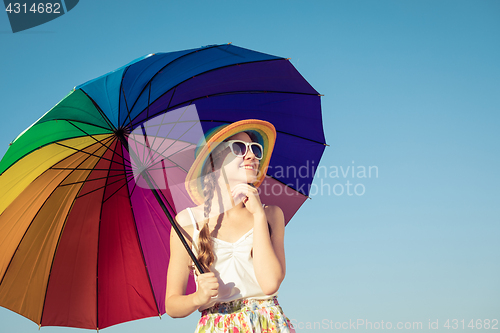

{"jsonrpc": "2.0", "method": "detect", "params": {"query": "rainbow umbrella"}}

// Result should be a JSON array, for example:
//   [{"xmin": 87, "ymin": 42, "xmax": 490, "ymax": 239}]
[{"xmin": 0, "ymin": 44, "xmax": 325, "ymax": 329}]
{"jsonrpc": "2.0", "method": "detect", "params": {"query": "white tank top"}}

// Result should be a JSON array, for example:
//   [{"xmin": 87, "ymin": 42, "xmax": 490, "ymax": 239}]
[{"xmin": 187, "ymin": 207, "xmax": 278, "ymax": 311}]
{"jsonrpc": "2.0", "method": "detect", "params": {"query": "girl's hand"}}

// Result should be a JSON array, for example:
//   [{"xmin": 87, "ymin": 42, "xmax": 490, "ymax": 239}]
[
  {"xmin": 193, "ymin": 272, "xmax": 219, "ymax": 307},
  {"xmin": 231, "ymin": 183, "xmax": 265, "ymax": 216}
]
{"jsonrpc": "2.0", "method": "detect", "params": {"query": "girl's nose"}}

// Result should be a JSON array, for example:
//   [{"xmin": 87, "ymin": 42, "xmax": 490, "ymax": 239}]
[{"xmin": 244, "ymin": 147, "xmax": 256, "ymax": 159}]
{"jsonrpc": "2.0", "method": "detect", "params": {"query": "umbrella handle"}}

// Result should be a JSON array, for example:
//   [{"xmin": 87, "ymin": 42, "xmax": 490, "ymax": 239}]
[
  {"xmin": 117, "ymin": 134, "xmax": 206, "ymax": 274},
  {"xmin": 143, "ymin": 173, "xmax": 206, "ymax": 275}
]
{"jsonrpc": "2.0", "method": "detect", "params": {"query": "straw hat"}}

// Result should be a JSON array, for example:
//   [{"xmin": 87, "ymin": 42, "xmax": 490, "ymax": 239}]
[{"xmin": 185, "ymin": 119, "xmax": 276, "ymax": 205}]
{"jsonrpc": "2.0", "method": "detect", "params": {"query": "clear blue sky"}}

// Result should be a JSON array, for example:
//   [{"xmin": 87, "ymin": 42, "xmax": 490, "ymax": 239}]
[{"xmin": 1, "ymin": 1, "xmax": 499, "ymax": 332}]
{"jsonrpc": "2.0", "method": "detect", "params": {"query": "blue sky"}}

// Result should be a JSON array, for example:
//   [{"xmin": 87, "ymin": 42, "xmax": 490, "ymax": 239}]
[{"xmin": 1, "ymin": 0, "xmax": 499, "ymax": 332}]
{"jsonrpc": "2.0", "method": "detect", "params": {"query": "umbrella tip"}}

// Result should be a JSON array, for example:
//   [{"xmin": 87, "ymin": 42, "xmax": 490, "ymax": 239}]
[
  {"xmin": 227, "ymin": 42, "xmax": 232, "ymax": 45},
  {"xmin": 38, "ymin": 324, "xmax": 41, "ymax": 330},
  {"xmin": 285, "ymin": 58, "xmax": 291, "ymax": 60},
  {"xmin": 318, "ymin": 94, "xmax": 324, "ymax": 96}
]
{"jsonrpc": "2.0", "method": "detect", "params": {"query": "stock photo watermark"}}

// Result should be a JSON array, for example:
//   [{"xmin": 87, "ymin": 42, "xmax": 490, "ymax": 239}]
[
  {"xmin": 258, "ymin": 160, "xmax": 379, "ymax": 198},
  {"xmin": 289, "ymin": 318, "xmax": 499, "ymax": 330},
  {"xmin": 3, "ymin": 0, "xmax": 79, "ymax": 33}
]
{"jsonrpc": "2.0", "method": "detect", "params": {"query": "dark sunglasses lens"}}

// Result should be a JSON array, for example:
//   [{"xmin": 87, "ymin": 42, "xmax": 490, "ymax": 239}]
[
  {"xmin": 251, "ymin": 144, "xmax": 263, "ymax": 159},
  {"xmin": 231, "ymin": 142, "xmax": 247, "ymax": 156}
]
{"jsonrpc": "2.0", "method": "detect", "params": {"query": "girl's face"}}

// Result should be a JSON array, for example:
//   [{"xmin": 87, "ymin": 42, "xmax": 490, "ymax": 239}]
[{"xmin": 221, "ymin": 132, "xmax": 260, "ymax": 185}]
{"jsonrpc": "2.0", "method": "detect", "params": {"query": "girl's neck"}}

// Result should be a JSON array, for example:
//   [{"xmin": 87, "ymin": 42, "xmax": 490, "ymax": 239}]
[{"xmin": 202, "ymin": 176, "xmax": 247, "ymax": 219}]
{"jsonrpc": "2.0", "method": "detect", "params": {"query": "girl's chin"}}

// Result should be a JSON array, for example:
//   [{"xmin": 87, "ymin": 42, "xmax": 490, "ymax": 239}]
[
  {"xmin": 224, "ymin": 168, "xmax": 257, "ymax": 184},
  {"xmin": 244, "ymin": 172, "xmax": 257, "ymax": 182}
]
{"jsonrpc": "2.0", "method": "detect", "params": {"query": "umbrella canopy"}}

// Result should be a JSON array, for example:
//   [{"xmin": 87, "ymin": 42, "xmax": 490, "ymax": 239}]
[{"xmin": 0, "ymin": 44, "xmax": 325, "ymax": 329}]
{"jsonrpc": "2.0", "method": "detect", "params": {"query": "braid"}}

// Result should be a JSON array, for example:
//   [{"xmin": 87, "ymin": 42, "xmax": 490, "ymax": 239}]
[{"xmin": 196, "ymin": 156, "xmax": 216, "ymax": 273}]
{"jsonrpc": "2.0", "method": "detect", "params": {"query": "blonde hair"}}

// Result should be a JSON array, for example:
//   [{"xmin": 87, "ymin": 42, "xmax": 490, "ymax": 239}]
[{"xmin": 195, "ymin": 154, "xmax": 219, "ymax": 273}]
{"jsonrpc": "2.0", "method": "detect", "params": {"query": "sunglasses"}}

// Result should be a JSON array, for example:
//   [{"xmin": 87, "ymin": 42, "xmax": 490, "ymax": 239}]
[{"xmin": 221, "ymin": 140, "xmax": 264, "ymax": 160}]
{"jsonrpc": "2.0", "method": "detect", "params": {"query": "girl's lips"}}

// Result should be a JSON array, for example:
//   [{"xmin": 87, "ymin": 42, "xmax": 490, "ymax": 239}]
[{"xmin": 240, "ymin": 164, "xmax": 257, "ymax": 170}]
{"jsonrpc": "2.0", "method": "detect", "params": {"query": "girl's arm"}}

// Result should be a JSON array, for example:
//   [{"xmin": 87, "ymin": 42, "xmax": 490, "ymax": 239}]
[
  {"xmin": 252, "ymin": 205, "xmax": 286, "ymax": 295},
  {"xmin": 164, "ymin": 210, "xmax": 218, "ymax": 318},
  {"xmin": 232, "ymin": 183, "xmax": 286, "ymax": 295}
]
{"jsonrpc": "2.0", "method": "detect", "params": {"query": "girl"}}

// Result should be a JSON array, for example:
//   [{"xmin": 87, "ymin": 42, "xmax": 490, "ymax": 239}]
[{"xmin": 165, "ymin": 119, "xmax": 295, "ymax": 333}]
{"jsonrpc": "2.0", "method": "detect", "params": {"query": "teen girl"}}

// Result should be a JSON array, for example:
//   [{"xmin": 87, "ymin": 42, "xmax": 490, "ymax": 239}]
[{"xmin": 165, "ymin": 119, "xmax": 295, "ymax": 333}]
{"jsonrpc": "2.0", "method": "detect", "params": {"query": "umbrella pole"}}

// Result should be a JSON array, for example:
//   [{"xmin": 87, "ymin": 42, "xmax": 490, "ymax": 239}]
[
  {"xmin": 116, "ymin": 134, "xmax": 205, "ymax": 274},
  {"xmin": 142, "ymin": 173, "xmax": 205, "ymax": 274}
]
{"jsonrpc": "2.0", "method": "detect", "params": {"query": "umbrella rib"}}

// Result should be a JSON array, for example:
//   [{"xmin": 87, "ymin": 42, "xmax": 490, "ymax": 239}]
[
  {"xmin": 39, "ymin": 119, "xmax": 114, "ymax": 132},
  {"xmin": 39, "ymin": 145, "xmax": 110, "ymax": 327},
  {"xmin": 131, "ymin": 101, "xmax": 198, "ymax": 167},
  {"xmin": 95, "ymin": 142, "xmax": 121, "ymax": 330},
  {"xmin": 143, "ymin": 164, "xmax": 182, "ymax": 170},
  {"xmin": 128, "ymin": 178, "xmax": 139, "ymax": 197},
  {"xmin": 137, "ymin": 83, "xmax": 157, "ymax": 168},
  {"xmin": 196, "ymin": 119, "xmax": 328, "ymax": 146},
  {"xmin": 124, "ymin": 121, "xmax": 155, "ymax": 170},
  {"xmin": 0, "ymin": 135, "xmax": 115, "ymax": 177},
  {"xmin": 146, "ymin": 81, "xmax": 152, "ymax": 125},
  {"xmin": 101, "ymin": 178, "xmax": 130, "ymax": 204},
  {"xmin": 123, "ymin": 47, "xmax": 291, "ymax": 129},
  {"xmin": 165, "ymin": 85, "xmax": 176, "ymax": 113},
  {"xmin": 138, "ymin": 125, "xmax": 149, "ymax": 171},
  {"xmin": 143, "ymin": 161, "xmax": 189, "ymax": 173},
  {"xmin": 144, "ymin": 116, "xmax": 199, "ymax": 170},
  {"xmin": 50, "ymin": 167, "xmax": 133, "ymax": 172},
  {"xmin": 93, "ymin": 138, "xmax": 136, "ymax": 328},
  {"xmin": 125, "ymin": 123, "xmax": 197, "ymax": 175},
  {"xmin": 54, "ymin": 142, "xmax": 131, "ymax": 168},
  {"xmin": 74, "ymin": 174, "xmax": 129, "ymax": 200},
  {"xmin": 58, "ymin": 172, "xmax": 132, "ymax": 188},
  {"xmin": 40, "ymin": 136, "xmax": 115, "ymax": 175},
  {"xmin": 166, "ymin": 89, "xmax": 320, "ymax": 108},
  {"xmin": 130, "ymin": 91, "xmax": 325, "ymax": 147},
  {"xmin": 154, "ymin": 105, "xmax": 198, "ymax": 156},
  {"xmin": 119, "ymin": 153, "xmax": 162, "ymax": 317},
  {"xmin": 128, "ymin": 125, "xmax": 198, "ymax": 147},
  {"xmin": 144, "ymin": 153, "xmax": 190, "ymax": 175},
  {"xmin": 121, "ymin": 84, "xmax": 135, "ymax": 130},
  {"xmin": 79, "ymin": 88, "xmax": 118, "ymax": 132},
  {"xmin": 121, "ymin": 45, "xmax": 223, "ymax": 128},
  {"xmin": 123, "ymin": 48, "xmax": 287, "ymax": 127},
  {"xmin": 145, "ymin": 106, "xmax": 173, "ymax": 164},
  {"xmin": 99, "ymin": 147, "xmax": 137, "ymax": 203},
  {"xmin": 153, "ymin": 144, "xmax": 192, "ymax": 172},
  {"xmin": 128, "ymin": 129, "xmax": 194, "ymax": 175},
  {"xmin": 66, "ymin": 120, "xmax": 120, "ymax": 156},
  {"xmin": 136, "ymin": 99, "xmax": 194, "ymax": 166},
  {"xmin": 147, "ymin": 170, "xmax": 178, "ymax": 220},
  {"xmin": 0, "ymin": 143, "xmax": 101, "ymax": 319}
]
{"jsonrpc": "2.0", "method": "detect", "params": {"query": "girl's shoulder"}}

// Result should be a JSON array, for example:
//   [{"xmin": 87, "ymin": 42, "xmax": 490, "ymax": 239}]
[
  {"xmin": 174, "ymin": 205, "xmax": 204, "ymax": 240},
  {"xmin": 263, "ymin": 205, "xmax": 285, "ymax": 229}
]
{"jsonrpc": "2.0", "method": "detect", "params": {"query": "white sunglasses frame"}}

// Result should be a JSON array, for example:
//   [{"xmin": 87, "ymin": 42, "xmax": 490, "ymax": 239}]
[{"xmin": 220, "ymin": 140, "xmax": 264, "ymax": 160}]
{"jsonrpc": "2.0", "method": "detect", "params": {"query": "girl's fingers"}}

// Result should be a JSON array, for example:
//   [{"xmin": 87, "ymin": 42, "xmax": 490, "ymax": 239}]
[{"xmin": 231, "ymin": 183, "xmax": 258, "ymax": 198}]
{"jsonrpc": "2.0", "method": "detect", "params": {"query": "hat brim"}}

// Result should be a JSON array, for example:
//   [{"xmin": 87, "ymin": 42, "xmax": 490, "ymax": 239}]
[{"xmin": 185, "ymin": 119, "xmax": 276, "ymax": 205}]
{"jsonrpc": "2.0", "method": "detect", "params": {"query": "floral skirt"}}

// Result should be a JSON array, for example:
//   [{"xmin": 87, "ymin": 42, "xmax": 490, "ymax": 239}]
[{"xmin": 194, "ymin": 296, "xmax": 295, "ymax": 333}]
